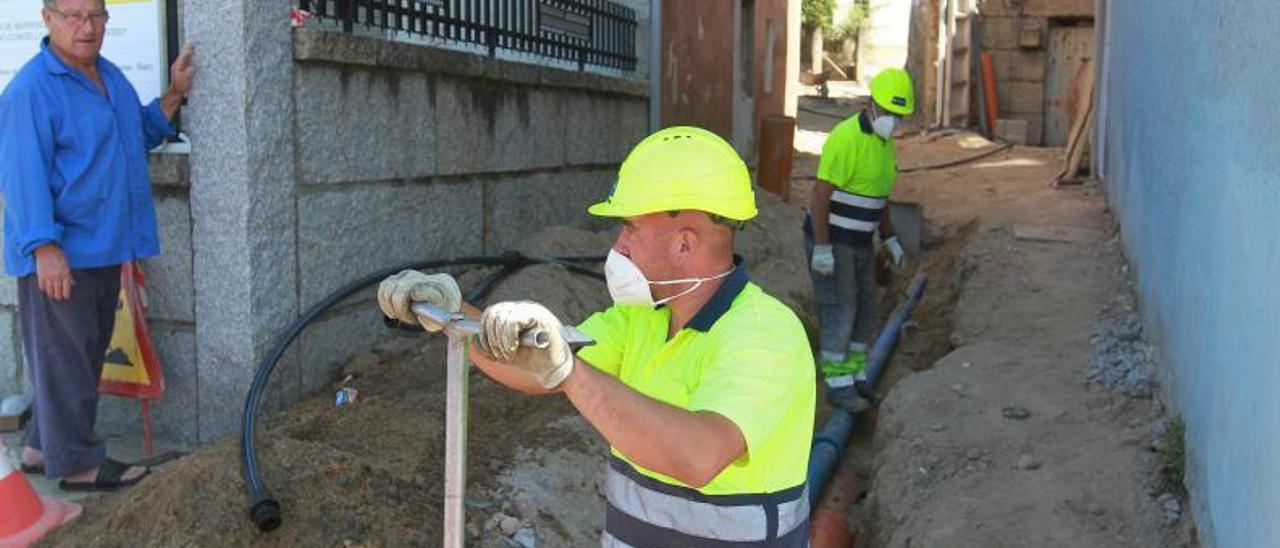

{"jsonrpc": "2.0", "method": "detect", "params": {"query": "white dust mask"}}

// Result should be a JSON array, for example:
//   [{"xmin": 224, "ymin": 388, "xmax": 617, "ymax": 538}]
[
  {"xmin": 604, "ymin": 249, "xmax": 734, "ymax": 307},
  {"xmin": 872, "ymin": 113, "xmax": 898, "ymax": 139}
]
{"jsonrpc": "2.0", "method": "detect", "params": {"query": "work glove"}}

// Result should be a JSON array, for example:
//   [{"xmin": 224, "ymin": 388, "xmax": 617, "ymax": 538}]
[
  {"xmin": 883, "ymin": 236, "xmax": 905, "ymax": 268},
  {"xmin": 377, "ymin": 270, "xmax": 462, "ymax": 331},
  {"xmin": 477, "ymin": 301, "xmax": 575, "ymax": 390},
  {"xmin": 811, "ymin": 244, "xmax": 836, "ymax": 277}
]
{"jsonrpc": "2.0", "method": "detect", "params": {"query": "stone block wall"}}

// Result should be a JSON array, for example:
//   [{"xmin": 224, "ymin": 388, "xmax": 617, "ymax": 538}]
[
  {"xmin": 0, "ymin": 260, "xmax": 21, "ymax": 400},
  {"xmin": 976, "ymin": 0, "xmax": 1093, "ymax": 145},
  {"xmin": 101, "ymin": 155, "xmax": 201, "ymax": 446},
  {"xmin": 288, "ymin": 29, "xmax": 648, "ymax": 404},
  {"xmin": 0, "ymin": 23, "xmax": 648, "ymax": 447}
]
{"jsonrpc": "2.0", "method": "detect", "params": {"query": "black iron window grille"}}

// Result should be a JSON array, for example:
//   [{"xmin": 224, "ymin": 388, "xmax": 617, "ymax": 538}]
[{"xmin": 298, "ymin": 0, "xmax": 638, "ymax": 72}]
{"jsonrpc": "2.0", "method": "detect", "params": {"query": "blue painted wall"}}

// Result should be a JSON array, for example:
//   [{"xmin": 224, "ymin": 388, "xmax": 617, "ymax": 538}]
[{"xmin": 1100, "ymin": 2, "xmax": 1280, "ymax": 546}]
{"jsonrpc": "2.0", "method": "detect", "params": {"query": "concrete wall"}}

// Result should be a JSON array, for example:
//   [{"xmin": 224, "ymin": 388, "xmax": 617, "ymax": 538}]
[
  {"xmin": 663, "ymin": 0, "xmax": 796, "ymax": 162},
  {"xmin": 0, "ymin": 13, "xmax": 648, "ymax": 447},
  {"xmin": 904, "ymin": 0, "xmax": 940, "ymax": 132},
  {"xmin": 661, "ymin": 0, "xmax": 736, "ymax": 139},
  {"xmin": 752, "ymin": 0, "xmax": 793, "ymax": 139},
  {"xmin": 0, "ymin": 246, "xmax": 21, "ymax": 399},
  {"xmin": 975, "ymin": 0, "xmax": 1093, "ymax": 144},
  {"xmin": 1098, "ymin": 0, "xmax": 1280, "ymax": 546}
]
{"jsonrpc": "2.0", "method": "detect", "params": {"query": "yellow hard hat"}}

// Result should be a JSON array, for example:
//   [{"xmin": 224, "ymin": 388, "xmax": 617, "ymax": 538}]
[
  {"xmin": 588, "ymin": 126, "xmax": 758, "ymax": 221},
  {"xmin": 870, "ymin": 68, "xmax": 915, "ymax": 116}
]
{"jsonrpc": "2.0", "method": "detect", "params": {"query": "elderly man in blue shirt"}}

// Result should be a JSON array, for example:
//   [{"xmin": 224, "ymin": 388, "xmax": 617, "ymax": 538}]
[{"xmin": 0, "ymin": 0, "xmax": 193, "ymax": 491}]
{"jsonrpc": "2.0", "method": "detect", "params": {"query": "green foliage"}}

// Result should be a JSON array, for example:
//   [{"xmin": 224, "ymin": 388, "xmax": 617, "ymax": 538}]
[
  {"xmin": 1157, "ymin": 417, "xmax": 1187, "ymax": 495},
  {"xmin": 831, "ymin": 0, "xmax": 873, "ymax": 44},
  {"xmin": 802, "ymin": 0, "xmax": 837, "ymax": 31}
]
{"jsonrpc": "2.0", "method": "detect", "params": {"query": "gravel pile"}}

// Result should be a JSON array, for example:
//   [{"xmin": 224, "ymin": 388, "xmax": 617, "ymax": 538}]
[{"xmin": 1087, "ymin": 313, "xmax": 1157, "ymax": 399}]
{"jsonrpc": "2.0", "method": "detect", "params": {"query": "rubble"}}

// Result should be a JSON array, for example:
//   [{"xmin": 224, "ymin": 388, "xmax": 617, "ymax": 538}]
[
  {"xmin": 1086, "ymin": 313, "xmax": 1158, "ymax": 399},
  {"xmin": 498, "ymin": 514, "xmax": 522, "ymax": 536},
  {"xmin": 509, "ymin": 527, "xmax": 537, "ymax": 548},
  {"xmin": 1157, "ymin": 493, "xmax": 1183, "ymax": 524},
  {"xmin": 1016, "ymin": 454, "xmax": 1041, "ymax": 470},
  {"xmin": 1001, "ymin": 406, "xmax": 1032, "ymax": 420}
]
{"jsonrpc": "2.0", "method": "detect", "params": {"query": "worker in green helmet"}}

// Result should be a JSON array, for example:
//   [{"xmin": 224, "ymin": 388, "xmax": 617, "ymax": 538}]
[
  {"xmin": 379, "ymin": 127, "xmax": 815, "ymax": 546},
  {"xmin": 805, "ymin": 68, "xmax": 915, "ymax": 413}
]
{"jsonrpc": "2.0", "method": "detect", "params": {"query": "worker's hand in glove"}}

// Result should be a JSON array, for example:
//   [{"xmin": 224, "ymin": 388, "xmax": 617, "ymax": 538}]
[
  {"xmin": 811, "ymin": 244, "xmax": 836, "ymax": 277},
  {"xmin": 377, "ymin": 270, "xmax": 462, "ymax": 331},
  {"xmin": 883, "ymin": 236, "xmax": 905, "ymax": 268},
  {"xmin": 477, "ymin": 301, "xmax": 575, "ymax": 390}
]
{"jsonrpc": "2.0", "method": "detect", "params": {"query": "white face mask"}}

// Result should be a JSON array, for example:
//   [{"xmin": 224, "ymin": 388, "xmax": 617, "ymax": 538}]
[
  {"xmin": 604, "ymin": 249, "xmax": 734, "ymax": 307},
  {"xmin": 872, "ymin": 113, "xmax": 898, "ymax": 139}
]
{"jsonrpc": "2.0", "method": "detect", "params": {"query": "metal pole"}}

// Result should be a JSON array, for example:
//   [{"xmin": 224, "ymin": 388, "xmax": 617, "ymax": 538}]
[
  {"xmin": 442, "ymin": 325, "xmax": 469, "ymax": 548},
  {"xmin": 411, "ymin": 303, "xmax": 594, "ymax": 547}
]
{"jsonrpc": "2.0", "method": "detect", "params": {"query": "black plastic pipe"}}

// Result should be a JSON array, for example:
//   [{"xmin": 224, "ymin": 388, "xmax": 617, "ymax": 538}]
[{"xmin": 242, "ymin": 253, "xmax": 603, "ymax": 532}]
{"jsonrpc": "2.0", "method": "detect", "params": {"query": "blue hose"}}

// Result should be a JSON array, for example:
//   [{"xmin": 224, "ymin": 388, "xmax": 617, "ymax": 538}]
[{"xmin": 808, "ymin": 271, "xmax": 928, "ymax": 507}]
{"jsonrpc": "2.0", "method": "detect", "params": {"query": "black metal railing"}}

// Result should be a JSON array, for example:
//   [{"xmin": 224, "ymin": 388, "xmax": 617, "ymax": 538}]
[{"xmin": 299, "ymin": 0, "xmax": 638, "ymax": 71}]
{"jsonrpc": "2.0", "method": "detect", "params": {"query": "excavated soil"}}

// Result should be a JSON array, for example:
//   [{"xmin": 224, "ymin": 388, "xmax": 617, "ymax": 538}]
[
  {"xmin": 43, "ymin": 106, "xmax": 1200, "ymax": 547},
  {"xmin": 42, "ymin": 191, "xmax": 812, "ymax": 548}
]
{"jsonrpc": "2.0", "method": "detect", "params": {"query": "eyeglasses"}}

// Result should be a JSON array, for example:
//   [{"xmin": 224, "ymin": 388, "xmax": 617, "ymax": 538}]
[{"xmin": 48, "ymin": 8, "xmax": 110, "ymax": 28}]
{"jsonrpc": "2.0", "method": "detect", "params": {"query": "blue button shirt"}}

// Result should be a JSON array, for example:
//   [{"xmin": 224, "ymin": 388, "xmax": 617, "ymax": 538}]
[{"xmin": 0, "ymin": 38, "xmax": 172, "ymax": 277}]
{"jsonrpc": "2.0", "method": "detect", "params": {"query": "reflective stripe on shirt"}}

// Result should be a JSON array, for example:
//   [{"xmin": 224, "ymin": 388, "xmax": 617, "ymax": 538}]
[
  {"xmin": 603, "ymin": 456, "xmax": 810, "ymax": 547},
  {"xmin": 829, "ymin": 191, "xmax": 886, "ymax": 210},
  {"xmin": 827, "ymin": 188, "xmax": 887, "ymax": 243},
  {"xmin": 828, "ymin": 214, "xmax": 879, "ymax": 233}
]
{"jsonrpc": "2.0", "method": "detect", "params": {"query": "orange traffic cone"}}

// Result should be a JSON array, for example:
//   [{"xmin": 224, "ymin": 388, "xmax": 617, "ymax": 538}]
[{"xmin": 0, "ymin": 452, "xmax": 81, "ymax": 547}]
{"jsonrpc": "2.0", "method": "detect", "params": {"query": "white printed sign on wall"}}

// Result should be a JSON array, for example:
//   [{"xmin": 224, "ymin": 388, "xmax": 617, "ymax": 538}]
[{"xmin": 0, "ymin": 0, "xmax": 166, "ymax": 101}]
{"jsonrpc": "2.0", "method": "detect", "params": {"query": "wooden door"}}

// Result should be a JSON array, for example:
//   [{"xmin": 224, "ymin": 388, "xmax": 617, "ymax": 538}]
[{"xmin": 1044, "ymin": 24, "xmax": 1094, "ymax": 146}]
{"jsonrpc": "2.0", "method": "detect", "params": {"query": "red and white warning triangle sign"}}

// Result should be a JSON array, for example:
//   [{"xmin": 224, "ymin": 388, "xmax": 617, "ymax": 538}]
[{"xmin": 99, "ymin": 261, "xmax": 165, "ymax": 400}]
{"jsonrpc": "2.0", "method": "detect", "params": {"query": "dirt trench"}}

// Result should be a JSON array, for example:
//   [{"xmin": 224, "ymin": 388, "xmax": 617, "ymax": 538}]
[
  {"xmin": 38, "ymin": 129, "xmax": 1201, "ymax": 548},
  {"xmin": 805, "ymin": 214, "xmax": 972, "ymax": 544},
  {"xmin": 799, "ymin": 132, "xmax": 1201, "ymax": 548}
]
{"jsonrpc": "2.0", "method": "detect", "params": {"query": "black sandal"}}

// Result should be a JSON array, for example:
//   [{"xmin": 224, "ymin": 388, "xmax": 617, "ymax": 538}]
[
  {"xmin": 59, "ymin": 458, "xmax": 150, "ymax": 492},
  {"xmin": 19, "ymin": 462, "xmax": 44, "ymax": 475}
]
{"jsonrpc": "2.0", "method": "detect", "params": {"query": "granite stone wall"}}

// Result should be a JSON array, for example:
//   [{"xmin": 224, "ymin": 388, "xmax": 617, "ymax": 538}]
[{"xmin": 0, "ymin": 7, "xmax": 649, "ymax": 447}]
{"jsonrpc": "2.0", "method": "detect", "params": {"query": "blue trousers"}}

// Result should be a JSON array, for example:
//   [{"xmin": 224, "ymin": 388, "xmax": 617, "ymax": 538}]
[
  {"xmin": 804, "ymin": 233, "xmax": 877, "ymax": 365},
  {"xmin": 19, "ymin": 265, "xmax": 120, "ymax": 478}
]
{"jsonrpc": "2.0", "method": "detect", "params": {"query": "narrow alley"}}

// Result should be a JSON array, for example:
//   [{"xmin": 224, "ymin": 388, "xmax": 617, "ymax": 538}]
[
  {"xmin": 793, "ymin": 101, "xmax": 1198, "ymax": 547},
  {"xmin": 1, "ymin": 1, "xmax": 1274, "ymax": 547}
]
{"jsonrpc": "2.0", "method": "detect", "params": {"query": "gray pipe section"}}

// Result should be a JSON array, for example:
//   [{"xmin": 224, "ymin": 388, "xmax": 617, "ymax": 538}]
[{"xmin": 807, "ymin": 271, "xmax": 929, "ymax": 507}]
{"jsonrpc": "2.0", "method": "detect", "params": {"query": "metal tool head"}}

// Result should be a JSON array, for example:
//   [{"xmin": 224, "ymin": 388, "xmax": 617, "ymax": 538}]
[{"xmin": 410, "ymin": 303, "xmax": 595, "ymax": 349}]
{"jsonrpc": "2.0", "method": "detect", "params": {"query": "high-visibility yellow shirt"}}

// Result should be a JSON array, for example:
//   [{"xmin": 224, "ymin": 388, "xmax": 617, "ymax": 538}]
[
  {"xmin": 576, "ymin": 264, "xmax": 816, "ymax": 495},
  {"xmin": 817, "ymin": 110, "xmax": 897, "ymax": 198}
]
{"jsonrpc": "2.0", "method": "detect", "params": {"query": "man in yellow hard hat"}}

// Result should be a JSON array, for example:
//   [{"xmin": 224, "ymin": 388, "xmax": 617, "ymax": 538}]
[
  {"xmin": 805, "ymin": 68, "xmax": 915, "ymax": 413},
  {"xmin": 379, "ymin": 127, "xmax": 816, "ymax": 546}
]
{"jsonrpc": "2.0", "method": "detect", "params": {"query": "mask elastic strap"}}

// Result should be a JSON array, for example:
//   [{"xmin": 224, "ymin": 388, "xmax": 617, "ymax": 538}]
[
  {"xmin": 648, "ymin": 266, "xmax": 735, "ymax": 287},
  {"xmin": 651, "ymin": 267, "xmax": 736, "ymax": 306}
]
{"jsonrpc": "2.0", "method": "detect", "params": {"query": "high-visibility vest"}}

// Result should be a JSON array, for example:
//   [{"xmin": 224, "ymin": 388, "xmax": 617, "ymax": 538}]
[
  {"xmin": 577, "ymin": 264, "xmax": 815, "ymax": 546},
  {"xmin": 602, "ymin": 456, "xmax": 810, "ymax": 547},
  {"xmin": 814, "ymin": 110, "xmax": 897, "ymax": 246}
]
